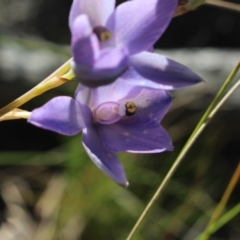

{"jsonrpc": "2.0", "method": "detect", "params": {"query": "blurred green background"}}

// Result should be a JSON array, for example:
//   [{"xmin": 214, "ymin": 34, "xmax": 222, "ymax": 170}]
[{"xmin": 0, "ymin": 0, "xmax": 239, "ymax": 239}]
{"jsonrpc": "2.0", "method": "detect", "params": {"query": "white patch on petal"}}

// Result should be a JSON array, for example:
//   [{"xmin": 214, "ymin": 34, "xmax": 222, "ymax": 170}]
[
  {"xmin": 123, "ymin": 131, "xmax": 129, "ymax": 136},
  {"xmin": 127, "ymin": 148, "xmax": 167, "ymax": 153},
  {"xmin": 82, "ymin": 142, "xmax": 103, "ymax": 169}
]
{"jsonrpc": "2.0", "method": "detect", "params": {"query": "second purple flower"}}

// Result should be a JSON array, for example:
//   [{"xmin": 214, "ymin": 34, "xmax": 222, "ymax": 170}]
[{"xmin": 70, "ymin": 0, "xmax": 202, "ymax": 88}]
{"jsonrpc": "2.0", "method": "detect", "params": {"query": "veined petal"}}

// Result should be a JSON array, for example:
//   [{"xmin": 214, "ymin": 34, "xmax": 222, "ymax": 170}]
[
  {"xmin": 75, "ymin": 84, "xmax": 93, "ymax": 107},
  {"xmin": 82, "ymin": 126, "xmax": 128, "ymax": 186},
  {"xmin": 71, "ymin": 15, "xmax": 99, "ymax": 66},
  {"xmin": 74, "ymin": 46, "xmax": 129, "ymax": 87},
  {"xmin": 107, "ymin": 0, "xmax": 177, "ymax": 54},
  {"xmin": 98, "ymin": 118, "xmax": 173, "ymax": 153},
  {"xmin": 72, "ymin": 34, "xmax": 99, "ymax": 67},
  {"xmin": 120, "ymin": 88, "xmax": 172, "ymax": 123},
  {"xmin": 70, "ymin": 15, "xmax": 93, "ymax": 43},
  {"xmin": 121, "ymin": 67, "xmax": 172, "ymax": 90},
  {"xmin": 131, "ymin": 52, "xmax": 203, "ymax": 90},
  {"xmin": 91, "ymin": 77, "xmax": 142, "ymax": 107},
  {"xmin": 69, "ymin": 0, "xmax": 116, "ymax": 28},
  {"xmin": 28, "ymin": 97, "xmax": 92, "ymax": 136}
]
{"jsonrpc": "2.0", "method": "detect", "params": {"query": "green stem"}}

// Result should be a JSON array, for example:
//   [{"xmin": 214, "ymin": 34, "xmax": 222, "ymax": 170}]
[
  {"xmin": 126, "ymin": 62, "xmax": 240, "ymax": 240},
  {"xmin": 194, "ymin": 203, "xmax": 240, "ymax": 240},
  {"xmin": 0, "ymin": 58, "xmax": 73, "ymax": 117},
  {"xmin": 197, "ymin": 162, "xmax": 240, "ymax": 240},
  {"xmin": 206, "ymin": 0, "xmax": 240, "ymax": 12},
  {"xmin": 186, "ymin": 0, "xmax": 206, "ymax": 10}
]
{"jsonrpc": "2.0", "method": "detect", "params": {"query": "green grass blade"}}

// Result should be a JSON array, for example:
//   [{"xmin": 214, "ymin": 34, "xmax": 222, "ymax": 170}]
[{"xmin": 194, "ymin": 203, "xmax": 240, "ymax": 240}]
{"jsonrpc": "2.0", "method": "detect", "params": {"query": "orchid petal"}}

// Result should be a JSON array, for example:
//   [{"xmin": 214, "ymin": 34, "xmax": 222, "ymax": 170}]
[
  {"xmin": 28, "ymin": 97, "xmax": 91, "ymax": 136},
  {"xmin": 70, "ymin": 14, "xmax": 93, "ymax": 43},
  {"xmin": 72, "ymin": 34, "xmax": 99, "ymax": 67},
  {"xmin": 121, "ymin": 67, "xmax": 172, "ymax": 90},
  {"xmin": 74, "ymin": 46, "xmax": 129, "ymax": 87},
  {"xmin": 75, "ymin": 84, "xmax": 93, "ymax": 107},
  {"xmin": 121, "ymin": 88, "xmax": 172, "ymax": 123},
  {"xmin": 107, "ymin": 0, "xmax": 177, "ymax": 54},
  {"xmin": 91, "ymin": 77, "xmax": 142, "ymax": 107},
  {"xmin": 98, "ymin": 118, "xmax": 173, "ymax": 153},
  {"xmin": 131, "ymin": 52, "xmax": 203, "ymax": 89},
  {"xmin": 82, "ymin": 126, "xmax": 128, "ymax": 186},
  {"xmin": 70, "ymin": 15, "xmax": 99, "ymax": 66},
  {"xmin": 69, "ymin": 0, "xmax": 115, "ymax": 28}
]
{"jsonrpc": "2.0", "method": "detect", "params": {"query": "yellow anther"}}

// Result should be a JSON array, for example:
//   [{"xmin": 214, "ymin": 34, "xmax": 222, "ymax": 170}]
[
  {"xmin": 93, "ymin": 26, "xmax": 112, "ymax": 42},
  {"xmin": 100, "ymin": 31, "xmax": 111, "ymax": 41}
]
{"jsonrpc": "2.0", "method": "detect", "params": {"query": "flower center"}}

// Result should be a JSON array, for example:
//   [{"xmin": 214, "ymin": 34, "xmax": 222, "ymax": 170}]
[
  {"xmin": 125, "ymin": 102, "xmax": 137, "ymax": 116},
  {"xmin": 93, "ymin": 102, "xmax": 122, "ymax": 125},
  {"xmin": 93, "ymin": 26, "xmax": 112, "ymax": 42}
]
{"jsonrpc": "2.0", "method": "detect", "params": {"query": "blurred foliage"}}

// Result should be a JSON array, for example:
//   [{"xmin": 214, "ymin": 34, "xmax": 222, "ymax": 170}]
[{"xmin": 0, "ymin": 0, "xmax": 240, "ymax": 239}]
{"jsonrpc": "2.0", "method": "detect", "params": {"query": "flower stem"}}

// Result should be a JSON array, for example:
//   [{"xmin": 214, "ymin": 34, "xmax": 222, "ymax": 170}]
[
  {"xmin": 194, "ymin": 202, "xmax": 240, "ymax": 240},
  {"xmin": 206, "ymin": 0, "xmax": 240, "ymax": 12},
  {"xmin": 196, "ymin": 162, "xmax": 240, "ymax": 240},
  {"xmin": 0, "ymin": 58, "xmax": 73, "ymax": 118},
  {"xmin": 125, "ymin": 62, "xmax": 240, "ymax": 240},
  {"xmin": 0, "ymin": 109, "xmax": 31, "ymax": 121}
]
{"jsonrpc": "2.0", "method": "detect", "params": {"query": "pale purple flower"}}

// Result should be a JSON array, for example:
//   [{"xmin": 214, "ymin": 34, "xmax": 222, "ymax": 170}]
[
  {"xmin": 70, "ymin": 0, "xmax": 202, "ymax": 88},
  {"xmin": 28, "ymin": 78, "xmax": 173, "ymax": 186}
]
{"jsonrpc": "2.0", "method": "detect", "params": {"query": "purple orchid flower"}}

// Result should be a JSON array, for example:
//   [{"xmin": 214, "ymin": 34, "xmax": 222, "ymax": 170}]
[
  {"xmin": 70, "ymin": 0, "xmax": 202, "ymax": 88},
  {"xmin": 28, "ymin": 79, "xmax": 173, "ymax": 186}
]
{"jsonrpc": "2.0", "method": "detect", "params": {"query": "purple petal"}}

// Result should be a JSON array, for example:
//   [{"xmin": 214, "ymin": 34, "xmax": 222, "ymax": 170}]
[
  {"xmin": 75, "ymin": 84, "xmax": 93, "ymax": 107},
  {"xmin": 72, "ymin": 35, "xmax": 99, "ymax": 67},
  {"xmin": 75, "ymin": 77, "xmax": 143, "ymax": 108},
  {"xmin": 70, "ymin": 15, "xmax": 99, "ymax": 67},
  {"xmin": 82, "ymin": 126, "xmax": 128, "ymax": 186},
  {"xmin": 69, "ymin": 0, "xmax": 115, "ymax": 28},
  {"xmin": 121, "ymin": 88, "xmax": 172, "ymax": 123},
  {"xmin": 90, "ymin": 77, "xmax": 142, "ymax": 107},
  {"xmin": 70, "ymin": 15, "xmax": 93, "ymax": 43},
  {"xmin": 121, "ymin": 67, "xmax": 172, "ymax": 90},
  {"xmin": 131, "ymin": 52, "xmax": 203, "ymax": 90},
  {"xmin": 28, "ymin": 97, "xmax": 92, "ymax": 136},
  {"xmin": 71, "ymin": 15, "xmax": 99, "ymax": 66},
  {"xmin": 74, "ymin": 46, "xmax": 129, "ymax": 87},
  {"xmin": 98, "ymin": 118, "xmax": 173, "ymax": 153},
  {"xmin": 107, "ymin": 0, "xmax": 177, "ymax": 54}
]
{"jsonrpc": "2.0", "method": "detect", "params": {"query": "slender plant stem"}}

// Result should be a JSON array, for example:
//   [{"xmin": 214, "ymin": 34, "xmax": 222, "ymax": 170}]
[
  {"xmin": 41, "ymin": 58, "xmax": 72, "ymax": 84},
  {"xmin": 126, "ymin": 62, "xmax": 240, "ymax": 240},
  {"xmin": 195, "ymin": 203, "xmax": 240, "ymax": 240},
  {"xmin": 209, "ymin": 80, "xmax": 240, "ymax": 118},
  {"xmin": 0, "ymin": 59, "xmax": 73, "ymax": 117},
  {"xmin": 198, "ymin": 161, "xmax": 240, "ymax": 240},
  {"xmin": 0, "ymin": 109, "xmax": 31, "ymax": 121},
  {"xmin": 206, "ymin": 0, "xmax": 240, "ymax": 12},
  {"xmin": 191, "ymin": 61, "xmax": 240, "ymax": 137}
]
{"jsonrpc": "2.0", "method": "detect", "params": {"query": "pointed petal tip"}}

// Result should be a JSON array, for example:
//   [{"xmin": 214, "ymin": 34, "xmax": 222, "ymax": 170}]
[
  {"xmin": 131, "ymin": 52, "xmax": 204, "ymax": 90},
  {"xmin": 119, "ymin": 180, "xmax": 129, "ymax": 188}
]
